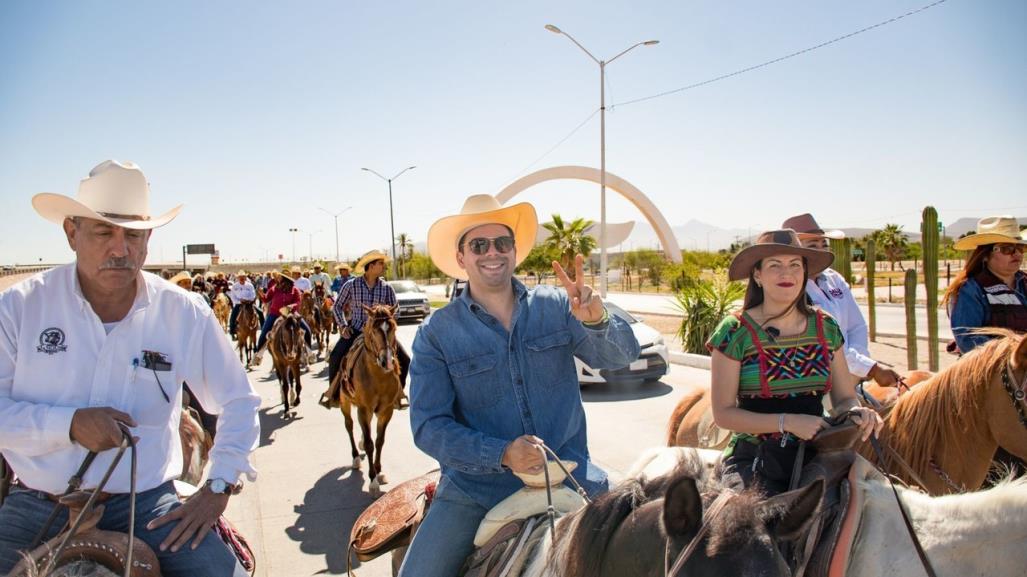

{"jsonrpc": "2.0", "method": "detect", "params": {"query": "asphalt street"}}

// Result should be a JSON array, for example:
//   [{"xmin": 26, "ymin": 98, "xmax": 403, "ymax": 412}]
[{"xmin": 224, "ymin": 320, "xmax": 708, "ymax": 577}]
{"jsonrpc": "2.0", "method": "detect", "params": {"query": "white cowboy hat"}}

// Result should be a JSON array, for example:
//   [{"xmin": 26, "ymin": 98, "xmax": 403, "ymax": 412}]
[
  {"xmin": 427, "ymin": 194, "xmax": 538, "ymax": 280},
  {"xmin": 168, "ymin": 271, "xmax": 192, "ymax": 286},
  {"xmin": 355, "ymin": 250, "xmax": 391, "ymax": 274},
  {"xmin": 953, "ymin": 216, "xmax": 1027, "ymax": 251},
  {"xmin": 32, "ymin": 160, "xmax": 182, "ymax": 229}
]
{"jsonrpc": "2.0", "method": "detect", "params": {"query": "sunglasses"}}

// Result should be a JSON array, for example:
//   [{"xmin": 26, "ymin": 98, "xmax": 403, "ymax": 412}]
[
  {"xmin": 463, "ymin": 236, "xmax": 515, "ymax": 255},
  {"xmin": 993, "ymin": 244, "xmax": 1025, "ymax": 256}
]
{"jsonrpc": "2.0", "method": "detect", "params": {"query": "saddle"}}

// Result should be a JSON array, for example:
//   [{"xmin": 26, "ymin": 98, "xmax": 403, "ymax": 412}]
[
  {"xmin": 696, "ymin": 404, "xmax": 731, "ymax": 449},
  {"xmin": 9, "ymin": 491, "xmax": 162, "ymax": 577},
  {"xmin": 348, "ymin": 469, "xmax": 440, "ymax": 568}
]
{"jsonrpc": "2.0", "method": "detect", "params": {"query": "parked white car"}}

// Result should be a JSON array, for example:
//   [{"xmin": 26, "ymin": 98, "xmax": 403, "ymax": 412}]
[
  {"xmin": 387, "ymin": 280, "xmax": 431, "ymax": 322},
  {"xmin": 576, "ymin": 302, "xmax": 669, "ymax": 385}
]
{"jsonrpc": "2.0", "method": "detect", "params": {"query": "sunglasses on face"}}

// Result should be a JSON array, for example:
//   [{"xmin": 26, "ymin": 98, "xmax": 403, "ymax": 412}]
[
  {"xmin": 993, "ymin": 244, "xmax": 1025, "ymax": 256},
  {"xmin": 463, "ymin": 236, "xmax": 515, "ymax": 255}
]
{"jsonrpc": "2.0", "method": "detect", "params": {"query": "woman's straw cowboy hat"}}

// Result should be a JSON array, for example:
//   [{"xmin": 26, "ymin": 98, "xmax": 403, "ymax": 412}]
[
  {"xmin": 32, "ymin": 160, "xmax": 182, "ymax": 229},
  {"xmin": 169, "ymin": 271, "xmax": 193, "ymax": 286},
  {"xmin": 781, "ymin": 213, "xmax": 845, "ymax": 240},
  {"xmin": 427, "ymin": 194, "xmax": 538, "ymax": 280},
  {"xmin": 355, "ymin": 250, "xmax": 391, "ymax": 274},
  {"xmin": 953, "ymin": 216, "xmax": 1027, "ymax": 251},
  {"xmin": 728, "ymin": 229, "xmax": 835, "ymax": 281}
]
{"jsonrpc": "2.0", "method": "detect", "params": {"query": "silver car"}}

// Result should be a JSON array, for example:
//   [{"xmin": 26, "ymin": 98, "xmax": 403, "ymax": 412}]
[
  {"xmin": 576, "ymin": 302, "xmax": 669, "ymax": 385},
  {"xmin": 388, "ymin": 280, "xmax": 431, "ymax": 322}
]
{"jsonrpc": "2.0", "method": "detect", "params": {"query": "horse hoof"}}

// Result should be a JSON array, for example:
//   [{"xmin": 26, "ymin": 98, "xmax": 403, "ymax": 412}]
[
  {"xmin": 369, "ymin": 478, "xmax": 381, "ymax": 496},
  {"xmin": 376, "ymin": 473, "xmax": 388, "ymax": 486},
  {"xmin": 352, "ymin": 457, "xmax": 362, "ymax": 470}
]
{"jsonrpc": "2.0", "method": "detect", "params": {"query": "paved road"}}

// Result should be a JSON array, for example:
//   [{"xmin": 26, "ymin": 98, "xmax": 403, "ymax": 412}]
[
  {"xmin": 225, "ymin": 320, "xmax": 708, "ymax": 577},
  {"xmin": 601, "ymin": 291, "xmax": 953, "ymax": 340}
]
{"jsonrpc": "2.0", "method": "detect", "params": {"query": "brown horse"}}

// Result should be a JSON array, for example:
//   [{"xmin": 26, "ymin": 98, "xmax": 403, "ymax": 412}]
[
  {"xmin": 299, "ymin": 292, "xmax": 323, "ymax": 357},
  {"xmin": 861, "ymin": 330, "xmax": 1027, "ymax": 494},
  {"xmin": 666, "ymin": 370, "xmax": 933, "ymax": 450},
  {"xmin": 269, "ymin": 312, "xmax": 305, "ymax": 417},
  {"xmin": 179, "ymin": 405, "xmax": 213, "ymax": 486},
  {"xmin": 236, "ymin": 300, "xmax": 260, "ymax": 368},
  {"xmin": 315, "ymin": 284, "xmax": 336, "ymax": 343},
  {"xmin": 213, "ymin": 293, "xmax": 231, "ymax": 332},
  {"xmin": 335, "ymin": 304, "xmax": 402, "ymax": 495}
]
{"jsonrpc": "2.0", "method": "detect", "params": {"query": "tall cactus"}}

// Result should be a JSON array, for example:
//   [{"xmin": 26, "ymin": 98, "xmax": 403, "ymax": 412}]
[
  {"xmin": 921, "ymin": 206, "xmax": 939, "ymax": 371},
  {"xmin": 865, "ymin": 238, "xmax": 877, "ymax": 342},
  {"xmin": 904, "ymin": 268, "xmax": 918, "ymax": 370},
  {"xmin": 829, "ymin": 238, "xmax": 853, "ymax": 284}
]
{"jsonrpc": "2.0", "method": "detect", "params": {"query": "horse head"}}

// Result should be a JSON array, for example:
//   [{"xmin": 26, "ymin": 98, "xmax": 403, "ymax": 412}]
[
  {"xmin": 274, "ymin": 313, "xmax": 304, "ymax": 363},
  {"xmin": 362, "ymin": 304, "xmax": 398, "ymax": 372},
  {"xmin": 554, "ymin": 461, "xmax": 823, "ymax": 577}
]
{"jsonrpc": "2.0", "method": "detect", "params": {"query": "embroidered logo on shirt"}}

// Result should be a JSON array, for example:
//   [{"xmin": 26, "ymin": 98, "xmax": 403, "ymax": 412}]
[
  {"xmin": 829, "ymin": 288, "xmax": 844, "ymax": 298},
  {"xmin": 37, "ymin": 327, "xmax": 68, "ymax": 355}
]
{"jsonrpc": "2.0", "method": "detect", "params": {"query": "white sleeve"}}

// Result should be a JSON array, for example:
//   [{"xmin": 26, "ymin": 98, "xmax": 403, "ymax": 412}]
[
  {"xmin": 183, "ymin": 310, "xmax": 261, "ymax": 483},
  {"xmin": 840, "ymin": 283, "xmax": 876, "ymax": 378}
]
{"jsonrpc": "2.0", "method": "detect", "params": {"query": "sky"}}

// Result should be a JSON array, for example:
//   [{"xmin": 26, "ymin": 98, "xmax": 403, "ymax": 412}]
[{"xmin": 1, "ymin": 0, "xmax": 1024, "ymax": 266}]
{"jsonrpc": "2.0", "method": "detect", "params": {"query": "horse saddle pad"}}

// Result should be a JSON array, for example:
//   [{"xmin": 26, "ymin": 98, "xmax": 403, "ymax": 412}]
[
  {"xmin": 350, "ymin": 470, "xmax": 440, "ymax": 562},
  {"xmin": 474, "ymin": 485, "xmax": 585, "ymax": 547},
  {"xmin": 825, "ymin": 456, "xmax": 886, "ymax": 577},
  {"xmin": 697, "ymin": 404, "xmax": 731, "ymax": 449}
]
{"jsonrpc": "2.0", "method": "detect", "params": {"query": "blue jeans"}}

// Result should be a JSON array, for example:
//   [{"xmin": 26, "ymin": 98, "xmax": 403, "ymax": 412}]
[
  {"xmin": 0, "ymin": 481, "xmax": 247, "ymax": 577},
  {"xmin": 396, "ymin": 477, "xmax": 486, "ymax": 577},
  {"xmin": 255, "ymin": 313, "xmax": 311, "ymax": 352}
]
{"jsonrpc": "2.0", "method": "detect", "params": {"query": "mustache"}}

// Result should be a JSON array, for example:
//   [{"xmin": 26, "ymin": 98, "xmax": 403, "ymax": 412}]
[{"xmin": 99, "ymin": 257, "xmax": 137, "ymax": 270}]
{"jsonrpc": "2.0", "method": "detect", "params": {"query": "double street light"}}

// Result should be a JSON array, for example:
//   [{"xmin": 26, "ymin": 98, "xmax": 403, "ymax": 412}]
[
  {"xmin": 361, "ymin": 165, "xmax": 416, "ymax": 279},
  {"xmin": 288, "ymin": 227, "xmax": 298, "ymax": 263},
  {"xmin": 318, "ymin": 205, "xmax": 353, "ymax": 262},
  {"xmin": 545, "ymin": 24, "xmax": 659, "ymax": 298}
]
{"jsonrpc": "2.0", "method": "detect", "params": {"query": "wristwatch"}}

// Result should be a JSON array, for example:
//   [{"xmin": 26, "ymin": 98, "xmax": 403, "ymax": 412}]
[{"xmin": 207, "ymin": 478, "xmax": 241, "ymax": 495}]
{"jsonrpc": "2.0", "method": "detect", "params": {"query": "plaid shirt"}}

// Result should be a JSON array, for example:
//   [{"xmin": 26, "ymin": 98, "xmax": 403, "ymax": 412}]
[{"xmin": 333, "ymin": 276, "xmax": 396, "ymax": 331}]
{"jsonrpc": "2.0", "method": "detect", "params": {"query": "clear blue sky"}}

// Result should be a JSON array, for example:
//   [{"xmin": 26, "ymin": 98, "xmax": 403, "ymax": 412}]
[{"xmin": 1, "ymin": 0, "xmax": 1024, "ymax": 265}]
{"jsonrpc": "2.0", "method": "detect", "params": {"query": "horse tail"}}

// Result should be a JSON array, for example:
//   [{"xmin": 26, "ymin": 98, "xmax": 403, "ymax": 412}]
[{"xmin": 666, "ymin": 388, "xmax": 705, "ymax": 446}]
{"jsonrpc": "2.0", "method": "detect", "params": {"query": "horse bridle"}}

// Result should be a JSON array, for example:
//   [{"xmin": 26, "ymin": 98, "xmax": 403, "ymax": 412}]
[
  {"xmin": 365, "ymin": 314, "xmax": 397, "ymax": 369},
  {"xmin": 664, "ymin": 491, "xmax": 733, "ymax": 577},
  {"xmin": 1002, "ymin": 361, "xmax": 1027, "ymax": 431}
]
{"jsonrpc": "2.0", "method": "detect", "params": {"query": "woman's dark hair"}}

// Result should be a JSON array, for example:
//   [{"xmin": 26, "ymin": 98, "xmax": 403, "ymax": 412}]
[
  {"xmin": 942, "ymin": 244, "xmax": 991, "ymax": 310},
  {"xmin": 742, "ymin": 256, "xmax": 815, "ymax": 325}
]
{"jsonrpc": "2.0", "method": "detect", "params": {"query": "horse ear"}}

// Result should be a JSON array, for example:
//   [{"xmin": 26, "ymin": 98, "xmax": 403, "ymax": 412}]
[
  {"xmin": 362, "ymin": 304, "xmax": 373, "ymax": 316},
  {"xmin": 662, "ymin": 476, "xmax": 703, "ymax": 538},
  {"xmin": 390, "ymin": 304, "xmax": 398, "ymax": 316},
  {"xmin": 759, "ymin": 478, "xmax": 823, "ymax": 542},
  {"xmin": 1014, "ymin": 334, "xmax": 1027, "ymax": 371}
]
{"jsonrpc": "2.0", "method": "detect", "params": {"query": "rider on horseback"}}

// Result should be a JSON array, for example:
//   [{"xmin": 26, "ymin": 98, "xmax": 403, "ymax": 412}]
[
  {"xmin": 0, "ymin": 160, "xmax": 260, "ymax": 576},
  {"xmin": 330, "ymin": 263, "xmax": 352, "ymax": 297},
  {"xmin": 322, "ymin": 250, "xmax": 409, "ymax": 408},
  {"xmin": 228, "ymin": 271, "xmax": 265, "ymax": 340},
  {"xmin": 252, "ymin": 275, "xmax": 317, "ymax": 365},
  {"xmin": 308, "ymin": 263, "xmax": 331, "ymax": 293}
]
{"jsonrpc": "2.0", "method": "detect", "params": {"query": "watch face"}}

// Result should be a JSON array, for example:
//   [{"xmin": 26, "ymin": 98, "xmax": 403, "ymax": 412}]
[{"xmin": 210, "ymin": 479, "xmax": 227, "ymax": 494}]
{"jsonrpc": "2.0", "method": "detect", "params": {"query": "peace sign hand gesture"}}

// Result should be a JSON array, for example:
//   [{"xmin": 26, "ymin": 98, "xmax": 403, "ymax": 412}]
[{"xmin": 552, "ymin": 254, "xmax": 605, "ymax": 324}]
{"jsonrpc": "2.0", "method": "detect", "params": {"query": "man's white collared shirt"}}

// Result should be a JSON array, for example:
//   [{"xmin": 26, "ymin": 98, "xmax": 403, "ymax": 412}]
[
  {"xmin": 229, "ymin": 280, "xmax": 257, "ymax": 305},
  {"xmin": 805, "ymin": 268, "xmax": 876, "ymax": 378},
  {"xmin": 0, "ymin": 264, "xmax": 260, "ymax": 494},
  {"xmin": 293, "ymin": 277, "xmax": 312, "ymax": 293}
]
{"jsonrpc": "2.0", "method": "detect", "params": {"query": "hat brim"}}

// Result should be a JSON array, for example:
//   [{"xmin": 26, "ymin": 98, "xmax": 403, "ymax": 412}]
[
  {"xmin": 796, "ymin": 229, "xmax": 845, "ymax": 240},
  {"xmin": 728, "ymin": 245, "xmax": 834, "ymax": 281},
  {"xmin": 953, "ymin": 232, "xmax": 1027, "ymax": 251},
  {"xmin": 32, "ymin": 193, "xmax": 182, "ymax": 230},
  {"xmin": 427, "ymin": 202, "xmax": 538, "ymax": 280}
]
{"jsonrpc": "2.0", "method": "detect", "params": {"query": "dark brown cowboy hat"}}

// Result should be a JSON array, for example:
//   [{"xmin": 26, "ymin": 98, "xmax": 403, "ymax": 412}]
[
  {"xmin": 781, "ymin": 213, "xmax": 845, "ymax": 240},
  {"xmin": 728, "ymin": 229, "xmax": 834, "ymax": 281}
]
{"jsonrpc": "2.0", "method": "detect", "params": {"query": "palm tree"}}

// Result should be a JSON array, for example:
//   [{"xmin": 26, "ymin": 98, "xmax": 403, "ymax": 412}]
[
  {"xmin": 542, "ymin": 214, "xmax": 597, "ymax": 280},
  {"xmin": 872, "ymin": 224, "xmax": 908, "ymax": 271},
  {"xmin": 395, "ymin": 233, "xmax": 414, "ymax": 277}
]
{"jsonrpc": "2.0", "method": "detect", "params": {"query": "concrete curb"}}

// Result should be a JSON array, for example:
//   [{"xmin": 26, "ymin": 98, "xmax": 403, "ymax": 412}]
[{"xmin": 669, "ymin": 351, "xmax": 711, "ymax": 370}]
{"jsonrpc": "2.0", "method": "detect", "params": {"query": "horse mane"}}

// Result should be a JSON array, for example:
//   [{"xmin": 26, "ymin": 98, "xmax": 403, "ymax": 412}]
[
  {"xmin": 557, "ymin": 451, "xmax": 765, "ymax": 577},
  {"xmin": 879, "ymin": 330, "xmax": 1021, "ymax": 480}
]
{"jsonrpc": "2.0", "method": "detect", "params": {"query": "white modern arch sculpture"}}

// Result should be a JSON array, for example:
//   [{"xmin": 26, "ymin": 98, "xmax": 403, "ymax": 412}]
[{"xmin": 496, "ymin": 165, "xmax": 682, "ymax": 263}]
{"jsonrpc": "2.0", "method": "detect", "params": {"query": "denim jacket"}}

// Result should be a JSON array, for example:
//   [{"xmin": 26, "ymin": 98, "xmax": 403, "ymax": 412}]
[{"xmin": 409, "ymin": 279, "xmax": 641, "ymax": 509}]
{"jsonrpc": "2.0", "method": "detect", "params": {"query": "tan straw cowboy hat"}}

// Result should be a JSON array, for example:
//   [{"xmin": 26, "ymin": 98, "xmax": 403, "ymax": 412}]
[
  {"xmin": 427, "ymin": 194, "xmax": 538, "ymax": 280},
  {"xmin": 32, "ymin": 160, "xmax": 182, "ymax": 229},
  {"xmin": 781, "ymin": 213, "xmax": 845, "ymax": 240},
  {"xmin": 355, "ymin": 250, "xmax": 390, "ymax": 273},
  {"xmin": 336, "ymin": 263, "xmax": 351, "ymax": 271},
  {"xmin": 169, "ymin": 270, "xmax": 192, "ymax": 286},
  {"xmin": 953, "ymin": 216, "xmax": 1027, "ymax": 251},
  {"xmin": 728, "ymin": 229, "xmax": 835, "ymax": 281}
]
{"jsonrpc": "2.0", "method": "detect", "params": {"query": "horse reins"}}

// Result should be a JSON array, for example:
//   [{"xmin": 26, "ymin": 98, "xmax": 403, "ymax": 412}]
[
  {"xmin": 1002, "ymin": 361, "xmax": 1027, "ymax": 430},
  {"xmin": 532, "ymin": 444, "xmax": 591, "ymax": 537},
  {"xmin": 664, "ymin": 491, "xmax": 732, "ymax": 577},
  {"xmin": 35, "ymin": 424, "xmax": 138, "ymax": 577}
]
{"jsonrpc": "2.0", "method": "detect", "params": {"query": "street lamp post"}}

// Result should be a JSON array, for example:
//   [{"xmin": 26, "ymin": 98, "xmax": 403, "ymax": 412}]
[
  {"xmin": 362, "ymin": 166, "xmax": 416, "ymax": 279},
  {"xmin": 546, "ymin": 24, "xmax": 658, "ymax": 298},
  {"xmin": 288, "ymin": 228, "xmax": 298, "ymax": 263},
  {"xmin": 318, "ymin": 206, "xmax": 352, "ymax": 262}
]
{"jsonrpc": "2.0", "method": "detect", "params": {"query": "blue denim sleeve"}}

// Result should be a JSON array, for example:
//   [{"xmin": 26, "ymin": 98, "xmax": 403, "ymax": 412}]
[
  {"xmin": 950, "ymin": 279, "xmax": 990, "ymax": 353},
  {"xmin": 564, "ymin": 293, "xmax": 641, "ymax": 369},
  {"xmin": 409, "ymin": 324, "xmax": 509, "ymax": 474}
]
